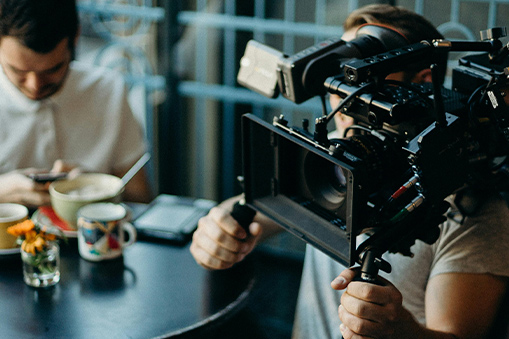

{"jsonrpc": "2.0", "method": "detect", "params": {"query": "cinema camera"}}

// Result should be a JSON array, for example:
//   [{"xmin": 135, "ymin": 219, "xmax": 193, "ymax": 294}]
[{"xmin": 235, "ymin": 24, "xmax": 509, "ymax": 280}]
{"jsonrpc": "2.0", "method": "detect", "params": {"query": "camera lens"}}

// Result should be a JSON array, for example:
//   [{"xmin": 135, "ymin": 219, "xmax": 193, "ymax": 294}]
[
  {"xmin": 334, "ymin": 165, "xmax": 347, "ymax": 187},
  {"xmin": 303, "ymin": 151, "xmax": 347, "ymax": 210}
]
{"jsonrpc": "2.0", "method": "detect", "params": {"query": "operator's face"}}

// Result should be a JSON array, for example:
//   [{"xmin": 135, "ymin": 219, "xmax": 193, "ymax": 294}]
[
  {"xmin": 330, "ymin": 28, "xmax": 362, "ymax": 137},
  {"xmin": 331, "ymin": 27, "xmax": 424, "ymax": 137},
  {"xmin": 0, "ymin": 37, "xmax": 72, "ymax": 100}
]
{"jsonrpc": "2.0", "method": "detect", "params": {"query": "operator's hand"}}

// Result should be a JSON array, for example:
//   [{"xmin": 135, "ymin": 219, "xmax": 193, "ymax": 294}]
[
  {"xmin": 331, "ymin": 268, "xmax": 421, "ymax": 339},
  {"xmin": 190, "ymin": 201, "xmax": 263, "ymax": 270},
  {"xmin": 0, "ymin": 169, "xmax": 51, "ymax": 208}
]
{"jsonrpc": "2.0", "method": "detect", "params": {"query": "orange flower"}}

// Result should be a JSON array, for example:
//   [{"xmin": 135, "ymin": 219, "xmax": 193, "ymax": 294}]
[
  {"xmin": 8, "ymin": 218, "xmax": 64, "ymax": 255},
  {"xmin": 44, "ymin": 232, "xmax": 57, "ymax": 241},
  {"xmin": 7, "ymin": 219, "xmax": 35, "ymax": 237}
]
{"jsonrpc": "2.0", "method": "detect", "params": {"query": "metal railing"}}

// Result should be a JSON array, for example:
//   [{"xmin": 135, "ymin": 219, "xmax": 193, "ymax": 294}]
[
  {"xmin": 165, "ymin": 0, "xmax": 509, "ymax": 201},
  {"xmin": 76, "ymin": 0, "xmax": 165, "ymax": 192}
]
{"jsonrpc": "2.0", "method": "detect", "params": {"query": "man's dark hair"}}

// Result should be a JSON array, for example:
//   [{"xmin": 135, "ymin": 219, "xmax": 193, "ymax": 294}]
[{"xmin": 0, "ymin": 0, "xmax": 79, "ymax": 53}]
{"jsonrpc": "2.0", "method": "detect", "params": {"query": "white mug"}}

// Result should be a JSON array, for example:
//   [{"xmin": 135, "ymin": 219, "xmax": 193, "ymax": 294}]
[{"xmin": 77, "ymin": 203, "xmax": 136, "ymax": 261}]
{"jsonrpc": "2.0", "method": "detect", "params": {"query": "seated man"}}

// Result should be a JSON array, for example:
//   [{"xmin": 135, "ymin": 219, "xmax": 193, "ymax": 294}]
[
  {"xmin": 0, "ymin": 0, "xmax": 152, "ymax": 208},
  {"xmin": 190, "ymin": 4, "xmax": 509, "ymax": 339}
]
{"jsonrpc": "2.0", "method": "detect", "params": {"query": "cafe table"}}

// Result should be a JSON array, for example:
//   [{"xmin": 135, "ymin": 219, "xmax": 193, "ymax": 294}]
[{"xmin": 0, "ymin": 222, "xmax": 256, "ymax": 338}]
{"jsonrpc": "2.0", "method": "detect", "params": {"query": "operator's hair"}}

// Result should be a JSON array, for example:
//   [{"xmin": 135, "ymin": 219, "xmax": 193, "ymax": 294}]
[
  {"xmin": 344, "ymin": 4, "xmax": 443, "ymax": 43},
  {"xmin": 345, "ymin": 4, "xmax": 444, "ymax": 83},
  {"xmin": 0, "ymin": 0, "xmax": 79, "ymax": 53}
]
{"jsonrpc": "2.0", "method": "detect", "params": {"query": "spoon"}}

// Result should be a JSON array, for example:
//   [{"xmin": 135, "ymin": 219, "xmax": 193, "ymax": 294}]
[{"xmin": 117, "ymin": 152, "xmax": 151, "ymax": 193}]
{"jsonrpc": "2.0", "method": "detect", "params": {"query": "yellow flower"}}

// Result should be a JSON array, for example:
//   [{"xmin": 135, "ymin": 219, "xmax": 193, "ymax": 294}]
[
  {"xmin": 7, "ymin": 219, "xmax": 61, "ymax": 255},
  {"xmin": 21, "ymin": 234, "xmax": 47, "ymax": 255},
  {"xmin": 8, "ymin": 218, "xmax": 64, "ymax": 255}
]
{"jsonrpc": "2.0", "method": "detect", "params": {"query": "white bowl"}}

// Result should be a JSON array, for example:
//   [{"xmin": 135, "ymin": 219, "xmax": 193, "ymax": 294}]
[{"xmin": 49, "ymin": 173, "xmax": 123, "ymax": 229}]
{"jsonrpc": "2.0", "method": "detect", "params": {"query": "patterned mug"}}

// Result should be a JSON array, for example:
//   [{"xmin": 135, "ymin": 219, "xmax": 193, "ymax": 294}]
[{"xmin": 77, "ymin": 203, "xmax": 136, "ymax": 261}]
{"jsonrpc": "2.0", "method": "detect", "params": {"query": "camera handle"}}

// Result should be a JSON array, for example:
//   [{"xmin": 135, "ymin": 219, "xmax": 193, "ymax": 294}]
[
  {"xmin": 340, "ymin": 248, "xmax": 390, "ymax": 339},
  {"xmin": 231, "ymin": 200, "xmax": 256, "ymax": 231},
  {"xmin": 355, "ymin": 248, "xmax": 391, "ymax": 283},
  {"xmin": 230, "ymin": 176, "xmax": 257, "ymax": 231}
]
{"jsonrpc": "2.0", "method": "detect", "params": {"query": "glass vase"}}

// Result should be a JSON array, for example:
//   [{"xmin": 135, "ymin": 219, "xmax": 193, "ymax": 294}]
[{"xmin": 21, "ymin": 241, "xmax": 60, "ymax": 288}]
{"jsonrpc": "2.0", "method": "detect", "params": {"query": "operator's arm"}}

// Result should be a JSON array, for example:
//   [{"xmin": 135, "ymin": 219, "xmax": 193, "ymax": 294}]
[
  {"xmin": 332, "ymin": 268, "xmax": 507, "ymax": 339},
  {"xmin": 190, "ymin": 194, "xmax": 282, "ymax": 270},
  {"xmin": 424, "ymin": 272, "xmax": 507, "ymax": 338}
]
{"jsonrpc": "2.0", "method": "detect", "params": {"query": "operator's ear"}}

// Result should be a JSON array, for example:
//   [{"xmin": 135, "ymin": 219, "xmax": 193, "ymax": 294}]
[
  {"xmin": 412, "ymin": 68, "xmax": 432, "ymax": 84},
  {"xmin": 72, "ymin": 26, "xmax": 82, "ymax": 48}
]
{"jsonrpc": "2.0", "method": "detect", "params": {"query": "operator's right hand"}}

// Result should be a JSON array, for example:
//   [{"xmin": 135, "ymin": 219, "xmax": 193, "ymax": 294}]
[
  {"xmin": 190, "ymin": 203, "xmax": 262, "ymax": 270},
  {"xmin": 0, "ymin": 169, "xmax": 51, "ymax": 208}
]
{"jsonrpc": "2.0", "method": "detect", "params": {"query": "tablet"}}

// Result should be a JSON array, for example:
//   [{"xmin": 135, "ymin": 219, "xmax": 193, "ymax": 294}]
[{"xmin": 133, "ymin": 194, "xmax": 216, "ymax": 245}]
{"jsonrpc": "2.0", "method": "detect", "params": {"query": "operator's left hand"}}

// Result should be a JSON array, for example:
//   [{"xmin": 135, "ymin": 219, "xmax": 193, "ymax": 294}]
[{"xmin": 331, "ymin": 268, "xmax": 419, "ymax": 339}]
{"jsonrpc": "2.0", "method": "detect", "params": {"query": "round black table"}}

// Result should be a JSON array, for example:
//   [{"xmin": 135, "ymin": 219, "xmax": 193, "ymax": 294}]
[{"xmin": 0, "ymin": 239, "xmax": 255, "ymax": 339}]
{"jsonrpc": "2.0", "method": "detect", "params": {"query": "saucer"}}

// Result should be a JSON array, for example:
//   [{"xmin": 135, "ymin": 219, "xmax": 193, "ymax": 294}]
[
  {"xmin": 0, "ymin": 247, "xmax": 20, "ymax": 260},
  {"xmin": 32, "ymin": 207, "xmax": 77, "ymax": 238},
  {"xmin": 0, "ymin": 247, "xmax": 20, "ymax": 255}
]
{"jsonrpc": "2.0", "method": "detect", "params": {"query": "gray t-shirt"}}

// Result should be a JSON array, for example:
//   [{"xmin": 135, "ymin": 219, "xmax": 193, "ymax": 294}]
[{"xmin": 292, "ymin": 195, "xmax": 509, "ymax": 339}]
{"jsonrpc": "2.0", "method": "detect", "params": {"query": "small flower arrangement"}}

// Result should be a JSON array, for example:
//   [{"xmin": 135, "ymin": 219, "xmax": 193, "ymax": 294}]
[
  {"xmin": 7, "ymin": 219, "xmax": 59, "ymax": 255},
  {"xmin": 7, "ymin": 219, "xmax": 64, "ymax": 287}
]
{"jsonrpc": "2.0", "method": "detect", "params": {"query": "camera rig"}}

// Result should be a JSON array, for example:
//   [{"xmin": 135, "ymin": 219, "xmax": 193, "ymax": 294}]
[{"xmin": 237, "ymin": 25, "xmax": 509, "ymax": 280}]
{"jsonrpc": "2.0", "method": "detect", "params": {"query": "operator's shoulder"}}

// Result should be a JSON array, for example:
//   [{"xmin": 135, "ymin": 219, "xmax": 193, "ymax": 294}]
[{"xmin": 447, "ymin": 193, "xmax": 509, "ymax": 234}]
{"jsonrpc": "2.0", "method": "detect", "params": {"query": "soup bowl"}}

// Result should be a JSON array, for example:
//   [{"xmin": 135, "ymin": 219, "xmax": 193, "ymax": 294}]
[{"xmin": 49, "ymin": 173, "xmax": 123, "ymax": 229}]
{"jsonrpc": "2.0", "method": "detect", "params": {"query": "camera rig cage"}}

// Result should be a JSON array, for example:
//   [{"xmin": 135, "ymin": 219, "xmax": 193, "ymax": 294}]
[{"xmin": 237, "ymin": 25, "xmax": 509, "ymax": 279}]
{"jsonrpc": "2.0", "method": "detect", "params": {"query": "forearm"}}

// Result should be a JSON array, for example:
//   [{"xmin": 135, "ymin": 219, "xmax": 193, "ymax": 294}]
[
  {"xmin": 335, "ymin": 270, "xmax": 483, "ymax": 339},
  {"xmin": 339, "ymin": 301, "xmax": 460, "ymax": 339},
  {"xmin": 396, "ymin": 309, "xmax": 459, "ymax": 339},
  {"xmin": 418, "ymin": 329, "xmax": 459, "ymax": 339}
]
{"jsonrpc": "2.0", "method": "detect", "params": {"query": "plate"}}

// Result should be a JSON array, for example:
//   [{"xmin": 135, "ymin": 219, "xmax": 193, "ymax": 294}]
[
  {"xmin": 32, "ymin": 207, "xmax": 77, "ymax": 238},
  {"xmin": 0, "ymin": 247, "xmax": 20, "ymax": 255}
]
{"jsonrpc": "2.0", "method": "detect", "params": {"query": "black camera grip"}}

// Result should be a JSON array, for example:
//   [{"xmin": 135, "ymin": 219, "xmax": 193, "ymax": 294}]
[{"xmin": 230, "ymin": 201, "xmax": 256, "ymax": 232}]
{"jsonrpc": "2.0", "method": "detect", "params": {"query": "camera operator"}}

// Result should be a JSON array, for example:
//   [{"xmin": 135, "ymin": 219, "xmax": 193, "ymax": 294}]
[{"xmin": 190, "ymin": 5, "xmax": 509, "ymax": 339}]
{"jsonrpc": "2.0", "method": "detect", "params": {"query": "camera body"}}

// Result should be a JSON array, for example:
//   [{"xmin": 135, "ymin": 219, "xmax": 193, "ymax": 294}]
[{"xmin": 238, "ymin": 26, "xmax": 509, "ymax": 267}]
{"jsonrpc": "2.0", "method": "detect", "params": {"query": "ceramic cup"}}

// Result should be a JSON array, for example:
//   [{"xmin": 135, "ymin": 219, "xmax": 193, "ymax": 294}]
[
  {"xmin": 0, "ymin": 203, "xmax": 29, "ymax": 249},
  {"xmin": 49, "ymin": 173, "xmax": 124, "ymax": 229},
  {"xmin": 77, "ymin": 203, "xmax": 136, "ymax": 261}
]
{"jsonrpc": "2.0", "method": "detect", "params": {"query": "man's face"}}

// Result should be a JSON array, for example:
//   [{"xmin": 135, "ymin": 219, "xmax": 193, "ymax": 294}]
[
  {"xmin": 331, "ymin": 27, "xmax": 427, "ymax": 137},
  {"xmin": 0, "ymin": 37, "xmax": 71, "ymax": 100}
]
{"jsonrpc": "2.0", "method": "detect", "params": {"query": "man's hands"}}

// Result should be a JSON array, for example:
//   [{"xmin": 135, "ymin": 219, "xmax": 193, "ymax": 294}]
[
  {"xmin": 190, "ymin": 197, "xmax": 263, "ymax": 270},
  {"xmin": 332, "ymin": 268, "xmax": 416, "ymax": 339},
  {"xmin": 0, "ymin": 160, "xmax": 80, "ymax": 208},
  {"xmin": 332, "ymin": 268, "xmax": 465, "ymax": 339},
  {"xmin": 0, "ymin": 170, "xmax": 51, "ymax": 207}
]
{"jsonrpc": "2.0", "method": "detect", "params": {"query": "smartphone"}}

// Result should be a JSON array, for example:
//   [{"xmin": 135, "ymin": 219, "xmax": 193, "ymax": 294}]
[
  {"xmin": 28, "ymin": 172, "xmax": 68, "ymax": 183},
  {"xmin": 133, "ymin": 194, "xmax": 216, "ymax": 245}
]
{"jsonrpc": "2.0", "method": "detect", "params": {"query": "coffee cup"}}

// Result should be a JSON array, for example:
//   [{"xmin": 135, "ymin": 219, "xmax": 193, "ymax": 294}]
[
  {"xmin": 77, "ymin": 203, "xmax": 136, "ymax": 261},
  {"xmin": 0, "ymin": 203, "xmax": 29, "ymax": 249}
]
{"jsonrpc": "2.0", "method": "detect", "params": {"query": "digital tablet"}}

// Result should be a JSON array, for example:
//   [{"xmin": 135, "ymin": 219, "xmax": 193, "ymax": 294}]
[{"xmin": 133, "ymin": 194, "xmax": 216, "ymax": 245}]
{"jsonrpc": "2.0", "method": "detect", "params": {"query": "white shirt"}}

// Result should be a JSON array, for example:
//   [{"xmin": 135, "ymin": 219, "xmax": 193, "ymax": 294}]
[{"xmin": 0, "ymin": 61, "xmax": 146, "ymax": 174}]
